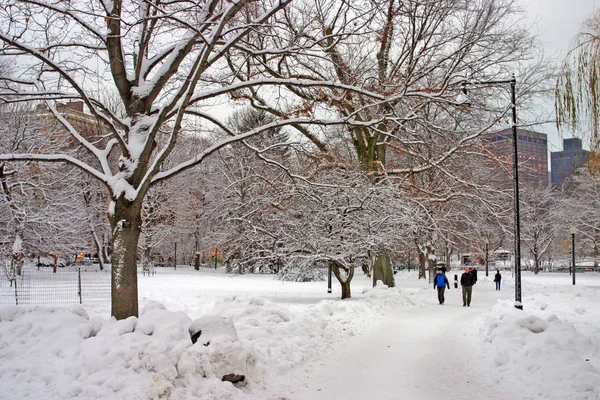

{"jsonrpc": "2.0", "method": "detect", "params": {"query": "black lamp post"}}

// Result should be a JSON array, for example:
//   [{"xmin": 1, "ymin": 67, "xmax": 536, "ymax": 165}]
[
  {"xmin": 485, "ymin": 241, "xmax": 489, "ymax": 277},
  {"xmin": 462, "ymin": 75, "xmax": 522, "ymax": 310},
  {"xmin": 571, "ymin": 226, "xmax": 577, "ymax": 285},
  {"xmin": 173, "ymin": 240, "xmax": 178, "ymax": 270},
  {"xmin": 327, "ymin": 264, "xmax": 332, "ymax": 294}
]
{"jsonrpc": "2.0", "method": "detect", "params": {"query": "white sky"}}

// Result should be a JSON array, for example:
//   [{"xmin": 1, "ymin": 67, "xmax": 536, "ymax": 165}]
[{"xmin": 520, "ymin": 0, "xmax": 598, "ymax": 151}]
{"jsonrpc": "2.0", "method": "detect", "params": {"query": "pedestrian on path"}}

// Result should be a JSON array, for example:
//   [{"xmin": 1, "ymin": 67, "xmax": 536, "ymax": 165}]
[
  {"xmin": 471, "ymin": 267, "xmax": 478, "ymax": 284},
  {"xmin": 460, "ymin": 267, "xmax": 475, "ymax": 307},
  {"xmin": 433, "ymin": 268, "xmax": 450, "ymax": 304},
  {"xmin": 494, "ymin": 270, "xmax": 502, "ymax": 291}
]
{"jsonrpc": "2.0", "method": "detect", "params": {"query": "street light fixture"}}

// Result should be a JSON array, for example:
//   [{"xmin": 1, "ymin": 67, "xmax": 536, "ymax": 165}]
[
  {"xmin": 570, "ymin": 226, "xmax": 577, "ymax": 285},
  {"xmin": 461, "ymin": 75, "xmax": 523, "ymax": 310}
]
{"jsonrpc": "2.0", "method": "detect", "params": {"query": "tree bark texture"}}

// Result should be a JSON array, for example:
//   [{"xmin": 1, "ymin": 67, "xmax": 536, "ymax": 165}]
[
  {"xmin": 110, "ymin": 201, "xmax": 143, "ymax": 319},
  {"xmin": 372, "ymin": 250, "xmax": 395, "ymax": 288}
]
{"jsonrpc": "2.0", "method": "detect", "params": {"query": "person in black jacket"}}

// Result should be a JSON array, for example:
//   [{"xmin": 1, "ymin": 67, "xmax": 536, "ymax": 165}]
[
  {"xmin": 471, "ymin": 267, "xmax": 478, "ymax": 285},
  {"xmin": 433, "ymin": 268, "xmax": 450, "ymax": 304},
  {"xmin": 494, "ymin": 270, "xmax": 502, "ymax": 291},
  {"xmin": 460, "ymin": 268, "xmax": 475, "ymax": 307}
]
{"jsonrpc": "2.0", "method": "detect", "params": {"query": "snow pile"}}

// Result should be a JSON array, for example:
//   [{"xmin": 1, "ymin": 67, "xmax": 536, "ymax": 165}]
[
  {"xmin": 481, "ymin": 285, "xmax": 600, "ymax": 400},
  {"xmin": 0, "ymin": 284, "xmax": 414, "ymax": 399},
  {"xmin": 0, "ymin": 304, "xmax": 192, "ymax": 399}
]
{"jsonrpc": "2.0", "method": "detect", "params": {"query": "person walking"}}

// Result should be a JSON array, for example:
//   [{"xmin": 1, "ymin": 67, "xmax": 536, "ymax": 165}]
[
  {"xmin": 494, "ymin": 270, "xmax": 502, "ymax": 291},
  {"xmin": 471, "ymin": 267, "xmax": 478, "ymax": 285},
  {"xmin": 460, "ymin": 267, "xmax": 475, "ymax": 307},
  {"xmin": 433, "ymin": 268, "xmax": 450, "ymax": 304}
]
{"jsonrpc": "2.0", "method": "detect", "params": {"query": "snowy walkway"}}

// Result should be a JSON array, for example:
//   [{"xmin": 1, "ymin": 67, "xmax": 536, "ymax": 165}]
[{"xmin": 276, "ymin": 279, "xmax": 517, "ymax": 400}]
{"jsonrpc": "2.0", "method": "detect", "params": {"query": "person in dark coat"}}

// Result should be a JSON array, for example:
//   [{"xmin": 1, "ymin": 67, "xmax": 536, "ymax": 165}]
[
  {"xmin": 494, "ymin": 270, "xmax": 502, "ymax": 290},
  {"xmin": 460, "ymin": 267, "xmax": 475, "ymax": 307},
  {"xmin": 433, "ymin": 268, "xmax": 450, "ymax": 304},
  {"xmin": 471, "ymin": 267, "xmax": 478, "ymax": 284}
]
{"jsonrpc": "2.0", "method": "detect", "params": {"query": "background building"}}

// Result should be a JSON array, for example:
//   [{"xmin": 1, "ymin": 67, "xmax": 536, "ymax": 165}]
[
  {"xmin": 483, "ymin": 129, "xmax": 548, "ymax": 188},
  {"xmin": 550, "ymin": 138, "xmax": 589, "ymax": 185}
]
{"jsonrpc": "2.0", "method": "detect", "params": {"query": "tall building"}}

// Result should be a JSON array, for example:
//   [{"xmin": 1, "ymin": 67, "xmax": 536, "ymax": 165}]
[
  {"xmin": 483, "ymin": 129, "xmax": 548, "ymax": 188},
  {"xmin": 550, "ymin": 138, "xmax": 589, "ymax": 185}
]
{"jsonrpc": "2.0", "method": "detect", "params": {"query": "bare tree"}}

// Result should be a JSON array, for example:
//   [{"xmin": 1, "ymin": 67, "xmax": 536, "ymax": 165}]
[
  {"xmin": 0, "ymin": 104, "xmax": 87, "ymax": 278},
  {"xmin": 0, "ymin": 1, "xmax": 397, "ymax": 318},
  {"xmin": 557, "ymin": 168, "xmax": 600, "ymax": 266},
  {"xmin": 274, "ymin": 165, "xmax": 416, "ymax": 298},
  {"xmin": 231, "ymin": 0, "xmax": 542, "ymax": 286},
  {"xmin": 520, "ymin": 187, "xmax": 562, "ymax": 274}
]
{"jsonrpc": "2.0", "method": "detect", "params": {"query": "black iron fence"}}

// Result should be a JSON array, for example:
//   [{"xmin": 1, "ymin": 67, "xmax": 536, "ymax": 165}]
[{"xmin": 0, "ymin": 264, "xmax": 110, "ymax": 306}]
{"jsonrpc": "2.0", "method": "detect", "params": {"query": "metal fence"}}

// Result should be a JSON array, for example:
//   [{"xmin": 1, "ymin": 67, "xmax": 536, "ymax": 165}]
[{"xmin": 0, "ymin": 264, "xmax": 110, "ymax": 306}]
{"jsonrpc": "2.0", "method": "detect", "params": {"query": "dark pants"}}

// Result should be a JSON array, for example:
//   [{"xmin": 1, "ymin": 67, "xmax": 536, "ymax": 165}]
[
  {"xmin": 495, "ymin": 281, "xmax": 501, "ymax": 290},
  {"xmin": 462, "ymin": 286, "xmax": 472, "ymax": 306},
  {"xmin": 437, "ymin": 286, "xmax": 446, "ymax": 304}
]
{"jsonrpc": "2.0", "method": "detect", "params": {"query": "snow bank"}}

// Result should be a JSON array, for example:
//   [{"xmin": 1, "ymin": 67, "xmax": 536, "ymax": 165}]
[
  {"xmin": 480, "ymin": 284, "xmax": 600, "ymax": 400},
  {"xmin": 0, "ymin": 284, "xmax": 414, "ymax": 399}
]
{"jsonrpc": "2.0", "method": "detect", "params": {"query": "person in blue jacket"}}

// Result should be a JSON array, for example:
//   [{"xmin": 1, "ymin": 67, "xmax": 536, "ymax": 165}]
[{"xmin": 433, "ymin": 268, "xmax": 450, "ymax": 304}]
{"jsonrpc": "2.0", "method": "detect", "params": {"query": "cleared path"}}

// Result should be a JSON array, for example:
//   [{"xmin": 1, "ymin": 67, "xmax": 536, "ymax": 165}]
[{"xmin": 277, "ymin": 278, "xmax": 517, "ymax": 400}]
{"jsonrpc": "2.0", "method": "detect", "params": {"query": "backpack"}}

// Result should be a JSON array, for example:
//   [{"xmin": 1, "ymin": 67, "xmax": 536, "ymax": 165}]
[{"xmin": 435, "ymin": 274, "xmax": 445, "ymax": 287}]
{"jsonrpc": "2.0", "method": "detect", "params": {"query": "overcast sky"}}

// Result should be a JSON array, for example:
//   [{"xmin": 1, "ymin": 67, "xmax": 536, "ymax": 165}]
[
  {"xmin": 523, "ymin": 0, "xmax": 597, "ymax": 58},
  {"xmin": 520, "ymin": 0, "xmax": 598, "ymax": 151}
]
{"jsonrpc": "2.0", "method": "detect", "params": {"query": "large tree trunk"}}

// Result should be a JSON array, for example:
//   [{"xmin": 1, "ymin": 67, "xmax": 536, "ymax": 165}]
[
  {"xmin": 331, "ymin": 260, "xmax": 355, "ymax": 299},
  {"xmin": 349, "ymin": 128, "xmax": 395, "ymax": 286},
  {"xmin": 372, "ymin": 250, "xmax": 395, "ymax": 287},
  {"xmin": 110, "ymin": 201, "xmax": 143, "ymax": 320},
  {"xmin": 534, "ymin": 252, "xmax": 539, "ymax": 275}
]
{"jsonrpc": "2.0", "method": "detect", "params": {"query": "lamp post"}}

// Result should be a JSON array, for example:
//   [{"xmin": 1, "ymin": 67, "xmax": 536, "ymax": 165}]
[
  {"xmin": 173, "ymin": 239, "xmax": 179, "ymax": 270},
  {"xmin": 571, "ymin": 226, "xmax": 577, "ymax": 285},
  {"xmin": 462, "ymin": 75, "xmax": 522, "ymax": 310},
  {"xmin": 327, "ymin": 263, "xmax": 332, "ymax": 294},
  {"xmin": 485, "ymin": 241, "xmax": 489, "ymax": 277}
]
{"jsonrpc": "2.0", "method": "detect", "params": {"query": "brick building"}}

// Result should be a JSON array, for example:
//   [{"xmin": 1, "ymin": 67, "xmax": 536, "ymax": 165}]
[{"xmin": 483, "ymin": 128, "xmax": 548, "ymax": 188}]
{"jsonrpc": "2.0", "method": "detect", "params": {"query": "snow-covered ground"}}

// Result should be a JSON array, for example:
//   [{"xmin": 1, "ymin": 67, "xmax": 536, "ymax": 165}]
[{"xmin": 0, "ymin": 267, "xmax": 598, "ymax": 399}]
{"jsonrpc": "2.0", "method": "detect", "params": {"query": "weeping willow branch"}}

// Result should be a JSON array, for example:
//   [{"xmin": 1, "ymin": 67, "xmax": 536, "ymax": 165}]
[{"xmin": 556, "ymin": 10, "xmax": 600, "ymax": 153}]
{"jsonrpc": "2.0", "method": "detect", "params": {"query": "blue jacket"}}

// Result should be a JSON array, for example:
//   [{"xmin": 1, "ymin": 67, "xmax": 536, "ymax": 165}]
[{"xmin": 434, "ymin": 273, "xmax": 450, "ymax": 289}]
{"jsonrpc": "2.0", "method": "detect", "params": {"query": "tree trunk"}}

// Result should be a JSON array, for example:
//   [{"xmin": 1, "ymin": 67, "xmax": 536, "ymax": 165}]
[
  {"xmin": 372, "ymin": 250, "xmax": 395, "ymax": 287},
  {"xmin": 418, "ymin": 251, "xmax": 426, "ymax": 279},
  {"xmin": 110, "ymin": 201, "xmax": 142, "ymax": 320},
  {"xmin": 11, "ymin": 234, "xmax": 25, "ymax": 276},
  {"xmin": 331, "ymin": 260, "xmax": 355, "ymax": 299},
  {"xmin": 92, "ymin": 228, "xmax": 105, "ymax": 271},
  {"xmin": 340, "ymin": 279, "xmax": 351, "ymax": 299},
  {"xmin": 102, "ymin": 233, "xmax": 110, "ymax": 264},
  {"xmin": 52, "ymin": 253, "xmax": 58, "ymax": 273},
  {"xmin": 427, "ymin": 245, "xmax": 436, "ymax": 283},
  {"xmin": 534, "ymin": 252, "xmax": 539, "ymax": 275}
]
